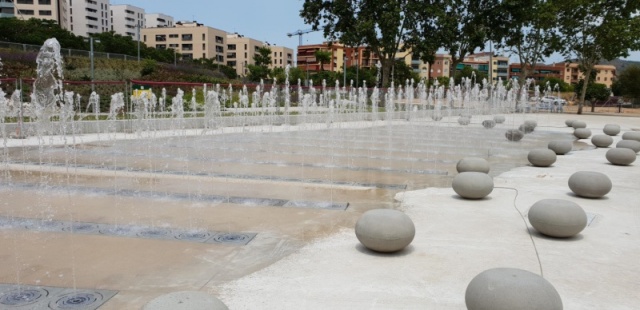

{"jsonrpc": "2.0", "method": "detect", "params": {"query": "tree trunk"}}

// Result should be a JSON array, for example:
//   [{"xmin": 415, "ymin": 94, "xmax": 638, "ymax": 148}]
[
  {"xmin": 381, "ymin": 57, "xmax": 393, "ymax": 87},
  {"xmin": 578, "ymin": 66, "xmax": 592, "ymax": 115}
]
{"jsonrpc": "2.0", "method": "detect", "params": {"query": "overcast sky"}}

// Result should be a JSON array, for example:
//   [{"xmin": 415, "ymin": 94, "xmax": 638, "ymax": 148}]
[{"xmin": 114, "ymin": 0, "xmax": 640, "ymax": 63}]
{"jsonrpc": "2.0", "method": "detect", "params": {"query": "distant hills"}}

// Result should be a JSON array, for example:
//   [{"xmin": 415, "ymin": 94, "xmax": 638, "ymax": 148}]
[{"xmin": 600, "ymin": 58, "xmax": 640, "ymax": 73}]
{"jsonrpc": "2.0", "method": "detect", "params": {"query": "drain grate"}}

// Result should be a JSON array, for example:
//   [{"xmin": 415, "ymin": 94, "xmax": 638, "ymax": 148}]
[
  {"xmin": 0, "ymin": 284, "xmax": 116, "ymax": 310},
  {"xmin": 0, "ymin": 216, "xmax": 256, "ymax": 246}
]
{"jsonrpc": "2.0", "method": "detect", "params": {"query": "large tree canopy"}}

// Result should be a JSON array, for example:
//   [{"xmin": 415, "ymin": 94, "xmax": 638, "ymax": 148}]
[
  {"xmin": 556, "ymin": 0, "xmax": 640, "ymax": 114},
  {"xmin": 301, "ymin": 0, "xmax": 440, "ymax": 87}
]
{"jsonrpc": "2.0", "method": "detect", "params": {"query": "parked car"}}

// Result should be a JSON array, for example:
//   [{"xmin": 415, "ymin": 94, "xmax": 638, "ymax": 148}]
[{"xmin": 538, "ymin": 96, "xmax": 566, "ymax": 112}]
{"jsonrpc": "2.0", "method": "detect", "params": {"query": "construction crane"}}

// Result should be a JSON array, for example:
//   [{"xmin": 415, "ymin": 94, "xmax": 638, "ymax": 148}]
[{"xmin": 287, "ymin": 28, "xmax": 316, "ymax": 46}]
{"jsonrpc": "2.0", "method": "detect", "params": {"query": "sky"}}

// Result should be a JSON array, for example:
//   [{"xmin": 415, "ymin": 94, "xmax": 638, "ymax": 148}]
[{"xmin": 113, "ymin": 0, "xmax": 640, "ymax": 63}]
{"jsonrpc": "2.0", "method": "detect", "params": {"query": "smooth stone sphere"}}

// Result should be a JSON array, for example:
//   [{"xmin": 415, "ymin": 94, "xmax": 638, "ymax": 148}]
[
  {"xmin": 458, "ymin": 116, "xmax": 471, "ymax": 125},
  {"xmin": 606, "ymin": 148, "xmax": 636, "ymax": 166},
  {"xmin": 524, "ymin": 119, "xmax": 537, "ymax": 128},
  {"xmin": 568, "ymin": 171, "xmax": 612, "ymax": 198},
  {"xmin": 573, "ymin": 128, "xmax": 591, "ymax": 139},
  {"xmin": 528, "ymin": 149, "xmax": 557, "ymax": 167},
  {"xmin": 505, "ymin": 129, "xmax": 524, "ymax": 141},
  {"xmin": 622, "ymin": 131, "xmax": 640, "ymax": 142},
  {"xmin": 432, "ymin": 114, "xmax": 443, "ymax": 121},
  {"xmin": 519, "ymin": 123, "xmax": 535, "ymax": 134},
  {"xmin": 565, "ymin": 119, "xmax": 576, "ymax": 127},
  {"xmin": 616, "ymin": 139, "xmax": 640, "ymax": 153},
  {"xmin": 465, "ymin": 268, "xmax": 563, "ymax": 310},
  {"xmin": 457, "ymin": 157, "xmax": 490, "ymax": 173},
  {"xmin": 482, "ymin": 119, "xmax": 496, "ymax": 129},
  {"xmin": 528, "ymin": 199, "xmax": 587, "ymax": 237},
  {"xmin": 494, "ymin": 115, "xmax": 506, "ymax": 123},
  {"xmin": 603, "ymin": 124, "xmax": 621, "ymax": 136},
  {"xmin": 452, "ymin": 172, "xmax": 494, "ymax": 199},
  {"xmin": 144, "ymin": 291, "xmax": 229, "ymax": 310},
  {"xmin": 355, "ymin": 209, "xmax": 415, "ymax": 253},
  {"xmin": 572, "ymin": 120, "xmax": 587, "ymax": 129},
  {"xmin": 591, "ymin": 134, "xmax": 613, "ymax": 148},
  {"xmin": 548, "ymin": 140, "xmax": 572, "ymax": 155}
]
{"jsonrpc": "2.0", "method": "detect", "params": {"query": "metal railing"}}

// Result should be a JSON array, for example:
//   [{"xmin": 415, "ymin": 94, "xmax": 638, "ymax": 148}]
[{"xmin": 0, "ymin": 40, "xmax": 140, "ymax": 61}]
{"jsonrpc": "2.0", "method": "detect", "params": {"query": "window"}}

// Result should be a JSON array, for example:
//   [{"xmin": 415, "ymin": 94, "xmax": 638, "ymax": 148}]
[
  {"xmin": 182, "ymin": 53, "xmax": 193, "ymax": 60},
  {"xmin": 169, "ymin": 44, "xmax": 179, "ymax": 48},
  {"xmin": 182, "ymin": 44, "xmax": 193, "ymax": 51},
  {"xmin": 215, "ymin": 45, "xmax": 223, "ymax": 53},
  {"xmin": 202, "ymin": 43, "xmax": 205, "ymax": 50},
  {"xmin": 17, "ymin": 0, "xmax": 34, "ymax": 4},
  {"xmin": 215, "ymin": 36, "xmax": 223, "ymax": 44},
  {"xmin": 244, "ymin": 44, "xmax": 247, "ymax": 50},
  {"xmin": 155, "ymin": 35, "xmax": 166, "ymax": 42},
  {"xmin": 38, "ymin": 0, "xmax": 52, "ymax": 4},
  {"xmin": 39, "ymin": 10, "xmax": 52, "ymax": 16},
  {"xmin": 182, "ymin": 34, "xmax": 193, "ymax": 41},
  {"xmin": 216, "ymin": 55, "xmax": 224, "ymax": 62},
  {"xmin": 228, "ymin": 44, "xmax": 236, "ymax": 51},
  {"xmin": 18, "ymin": 9, "xmax": 35, "ymax": 15},
  {"xmin": 227, "ymin": 61, "xmax": 236, "ymax": 67},
  {"xmin": 202, "ymin": 34, "xmax": 205, "ymax": 40},
  {"xmin": 227, "ymin": 52, "xmax": 236, "ymax": 58},
  {"xmin": 169, "ymin": 34, "xmax": 178, "ymax": 38},
  {"xmin": 156, "ymin": 44, "xmax": 166, "ymax": 49}
]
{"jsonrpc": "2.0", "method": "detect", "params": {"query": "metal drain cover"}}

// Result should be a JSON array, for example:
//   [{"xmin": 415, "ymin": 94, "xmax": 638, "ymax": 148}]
[{"xmin": 0, "ymin": 284, "xmax": 116, "ymax": 310}]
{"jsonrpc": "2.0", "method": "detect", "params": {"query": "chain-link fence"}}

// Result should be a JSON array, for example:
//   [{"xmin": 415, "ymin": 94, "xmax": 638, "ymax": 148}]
[{"xmin": 0, "ymin": 41, "xmax": 141, "ymax": 62}]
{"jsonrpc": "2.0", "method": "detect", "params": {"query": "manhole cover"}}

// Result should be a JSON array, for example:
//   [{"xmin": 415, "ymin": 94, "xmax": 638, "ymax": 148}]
[
  {"xmin": 50, "ymin": 292, "xmax": 101, "ymax": 309},
  {"xmin": 137, "ymin": 228, "xmax": 171, "ymax": 239},
  {"xmin": 175, "ymin": 231, "xmax": 212, "ymax": 242},
  {"xmin": 210, "ymin": 233, "xmax": 254, "ymax": 244},
  {"xmin": 0, "ymin": 288, "xmax": 48, "ymax": 306},
  {"xmin": 99, "ymin": 226, "xmax": 136, "ymax": 236}
]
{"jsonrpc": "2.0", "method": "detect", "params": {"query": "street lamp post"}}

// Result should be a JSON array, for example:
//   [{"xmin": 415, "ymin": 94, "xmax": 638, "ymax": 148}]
[
  {"xmin": 90, "ymin": 37, "xmax": 95, "ymax": 92},
  {"xmin": 343, "ymin": 56, "xmax": 348, "ymax": 87},
  {"xmin": 137, "ymin": 21, "xmax": 142, "ymax": 63}
]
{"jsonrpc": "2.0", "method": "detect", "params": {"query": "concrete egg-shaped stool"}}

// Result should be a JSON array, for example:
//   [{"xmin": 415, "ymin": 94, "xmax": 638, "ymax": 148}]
[
  {"xmin": 591, "ymin": 134, "xmax": 613, "ymax": 148},
  {"xmin": 603, "ymin": 124, "xmax": 621, "ymax": 136},
  {"xmin": 528, "ymin": 199, "xmax": 587, "ymax": 237},
  {"xmin": 519, "ymin": 123, "xmax": 535, "ymax": 134},
  {"xmin": 144, "ymin": 291, "xmax": 229, "ymax": 310},
  {"xmin": 452, "ymin": 172, "xmax": 494, "ymax": 199},
  {"xmin": 568, "ymin": 171, "xmax": 612, "ymax": 198},
  {"xmin": 606, "ymin": 148, "xmax": 636, "ymax": 166},
  {"xmin": 548, "ymin": 140, "xmax": 572, "ymax": 155},
  {"xmin": 622, "ymin": 131, "xmax": 640, "ymax": 142},
  {"xmin": 456, "ymin": 157, "xmax": 490, "ymax": 174},
  {"xmin": 494, "ymin": 115, "xmax": 506, "ymax": 124},
  {"xmin": 465, "ymin": 268, "xmax": 563, "ymax": 310},
  {"xmin": 355, "ymin": 209, "xmax": 415, "ymax": 253},
  {"xmin": 482, "ymin": 119, "xmax": 496, "ymax": 129},
  {"xmin": 528, "ymin": 149, "xmax": 557, "ymax": 167},
  {"xmin": 432, "ymin": 114, "xmax": 443, "ymax": 121},
  {"xmin": 505, "ymin": 129, "xmax": 524, "ymax": 141},
  {"xmin": 573, "ymin": 128, "xmax": 592, "ymax": 139},
  {"xmin": 572, "ymin": 120, "xmax": 587, "ymax": 129},
  {"xmin": 565, "ymin": 119, "xmax": 576, "ymax": 127},
  {"xmin": 616, "ymin": 140, "xmax": 640, "ymax": 153},
  {"xmin": 458, "ymin": 116, "xmax": 471, "ymax": 125},
  {"xmin": 524, "ymin": 119, "xmax": 537, "ymax": 128}
]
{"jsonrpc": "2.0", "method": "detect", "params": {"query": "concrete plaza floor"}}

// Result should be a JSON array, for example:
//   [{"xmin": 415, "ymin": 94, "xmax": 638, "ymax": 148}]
[{"xmin": 0, "ymin": 112, "xmax": 638, "ymax": 309}]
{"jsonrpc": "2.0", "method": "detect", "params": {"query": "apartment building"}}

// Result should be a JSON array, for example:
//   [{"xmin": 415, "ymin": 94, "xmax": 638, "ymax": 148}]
[
  {"xmin": 110, "ymin": 4, "xmax": 144, "ymax": 40},
  {"xmin": 429, "ymin": 54, "xmax": 452, "ymax": 79},
  {"xmin": 564, "ymin": 63, "xmax": 616, "ymax": 88},
  {"xmin": 0, "ymin": 0, "xmax": 14, "ymax": 18},
  {"xmin": 225, "ymin": 33, "xmax": 264, "ymax": 76},
  {"xmin": 297, "ymin": 43, "xmax": 380, "ymax": 74},
  {"xmin": 466, "ymin": 52, "xmax": 509, "ymax": 82},
  {"xmin": 269, "ymin": 45, "xmax": 294, "ymax": 70},
  {"xmin": 145, "ymin": 13, "xmax": 173, "ymax": 28},
  {"xmin": 12, "ymin": 0, "xmax": 68, "ymax": 29},
  {"xmin": 141, "ymin": 21, "xmax": 227, "ymax": 62},
  {"xmin": 508, "ymin": 63, "xmax": 565, "ymax": 82},
  {"xmin": 395, "ymin": 48, "xmax": 430, "ymax": 80},
  {"xmin": 68, "ymin": 0, "xmax": 110, "ymax": 37}
]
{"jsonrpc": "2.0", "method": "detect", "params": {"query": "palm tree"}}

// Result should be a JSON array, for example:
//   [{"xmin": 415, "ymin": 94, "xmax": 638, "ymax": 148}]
[{"xmin": 314, "ymin": 50, "xmax": 332, "ymax": 72}]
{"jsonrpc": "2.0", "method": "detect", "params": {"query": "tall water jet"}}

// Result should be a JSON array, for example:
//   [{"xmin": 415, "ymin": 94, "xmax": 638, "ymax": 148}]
[{"xmin": 31, "ymin": 38, "xmax": 64, "ymax": 136}]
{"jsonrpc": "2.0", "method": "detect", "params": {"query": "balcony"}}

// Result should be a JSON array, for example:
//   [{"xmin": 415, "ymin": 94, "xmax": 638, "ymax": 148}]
[{"xmin": 181, "ymin": 34, "xmax": 193, "ymax": 41}]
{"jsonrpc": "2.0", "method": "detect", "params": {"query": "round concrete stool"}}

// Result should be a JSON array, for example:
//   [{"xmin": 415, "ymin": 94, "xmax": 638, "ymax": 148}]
[
  {"xmin": 591, "ymin": 134, "xmax": 613, "ymax": 148},
  {"xmin": 524, "ymin": 120, "xmax": 537, "ymax": 128},
  {"xmin": 482, "ymin": 119, "xmax": 496, "ymax": 129},
  {"xmin": 519, "ymin": 123, "xmax": 535, "ymax": 134},
  {"xmin": 432, "ymin": 114, "xmax": 443, "ymax": 121},
  {"xmin": 571, "ymin": 120, "xmax": 587, "ymax": 129},
  {"xmin": 494, "ymin": 115, "xmax": 506, "ymax": 123},
  {"xmin": 603, "ymin": 124, "xmax": 620, "ymax": 136},
  {"xmin": 573, "ymin": 128, "xmax": 591, "ymax": 139},
  {"xmin": 452, "ymin": 172, "xmax": 494, "ymax": 199},
  {"xmin": 528, "ymin": 149, "xmax": 557, "ymax": 167},
  {"xmin": 528, "ymin": 199, "xmax": 587, "ymax": 237},
  {"xmin": 458, "ymin": 116, "xmax": 471, "ymax": 125},
  {"xmin": 465, "ymin": 268, "xmax": 563, "ymax": 310},
  {"xmin": 548, "ymin": 140, "xmax": 572, "ymax": 155},
  {"xmin": 606, "ymin": 148, "xmax": 636, "ymax": 166},
  {"xmin": 616, "ymin": 140, "xmax": 640, "ymax": 153},
  {"xmin": 355, "ymin": 209, "xmax": 415, "ymax": 253},
  {"xmin": 568, "ymin": 171, "xmax": 612, "ymax": 198},
  {"xmin": 622, "ymin": 131, "xmax": 640, "ymax": 142},
  {"xmin": 565, "ymin": 119, "xmax": 576, "ymax": 127},
  {"xmin": 144, "ymin": 291, "xmax": 229, "ymax": 310},
  {"xmin": 456, "ymin": 157, "xmax": 490, "ymax": 174},
  {"xmin": 505, "ymin": 129, "xmax": 524, "ymax": 141}
]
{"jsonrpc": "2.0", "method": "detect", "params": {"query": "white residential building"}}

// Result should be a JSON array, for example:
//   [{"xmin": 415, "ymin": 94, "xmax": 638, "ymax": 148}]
[
  {"xmin": 110, "ymin": 4, "xmax": 145, "ymax": 40},
  {"xmin": 145, "ymin": 13, "xmax": 173, "ymax": 28},
  {"xmin": 68, "ymin": 0, "xmax": 110, "ymax": 37},
  {"xmin": 12, "ymin": 0, "xmax": 68, "ymax": 29}
]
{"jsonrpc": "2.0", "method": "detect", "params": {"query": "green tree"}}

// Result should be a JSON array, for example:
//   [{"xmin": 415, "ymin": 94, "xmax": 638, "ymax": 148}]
[
  {"xmin": 541, "ymin": 76, "xmax": 571, "ymax": 92},
  {"xmin": 454, "ymin": 65, "xmax": 488, "ymax": 85},
  {"xmin": 391, "ymin": 60, "xmax": 420, "ymax": 86},
  {"xmin": 556, "ymin": 0, "xmax": 640, "ymax": 114},
  {"xmin": 301, "ymin": 0, "xmax": 437, "ymax": 87},
  {"xmin": 492, "ymin": 0, "xmax": 559, "ymax": 84},
  {"xmin": 575, "ymin": 80, "xmax": 611, "ymax": 103},
  {"xmin": 611, "ymin": 65, "xmax": 640, "ymax": 103},
  {"xmin": 314, "ymin": 50, "xmax": 332, "ymax": 72},
  {"xmin": 247, "ymin": 46, "xmax": 272, "ymax": 81},
  {"xmin": 0, "ymin": 18, "xmax": 85, "ymax": 49}
]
